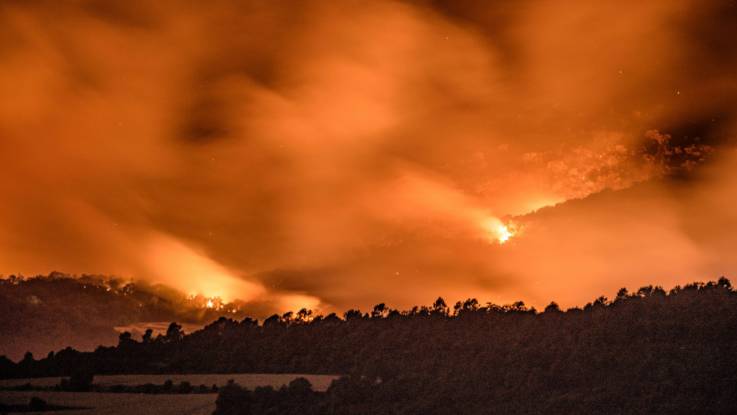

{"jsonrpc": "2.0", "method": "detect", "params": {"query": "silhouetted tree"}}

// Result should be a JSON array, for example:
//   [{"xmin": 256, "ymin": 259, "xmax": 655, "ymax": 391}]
[
  {"xmin": 296, "ymin": 308, "xmax": 313, "ymax": 322},
  {"xmin": 371, "ymin": 303, "xmax": 387, "ymax": 318},
  {"xmin": 718, "ymin": 276, "xmax": 732, "ymax": 290},
  {"xmin": 544, "ymin": 301, "xmax": 561, "ymax": 313},
  {"xmin": 263, "ymin": 314, "xmax": 282, "ymax": 328},
  {"xmin": 117, "ymin": 331, "xmax": 134, "ymax": 348},
  {"xmin": 344, "ymin": 309, "xmax": 362, "ymax": 321},
  {"xmin": 432, "ymin": 297, "xmax": 449, "ymax": 316},
  {"xmin": 142, "ymin": 329, "xmax": 154, "ymax": 344},
  {"xmin": 165, "ymin": 322, "xmax": 183, "ymax": 342}
]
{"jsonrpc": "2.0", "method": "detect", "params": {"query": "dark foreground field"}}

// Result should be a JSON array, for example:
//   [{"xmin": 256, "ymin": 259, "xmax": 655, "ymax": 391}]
[
  {"xmin": 0, "ymin": 390, "xmax": 214, "ymax": 415},
  {"xmin": 0, "ymin": 374, "xmax": 337, "ymax": 414}
]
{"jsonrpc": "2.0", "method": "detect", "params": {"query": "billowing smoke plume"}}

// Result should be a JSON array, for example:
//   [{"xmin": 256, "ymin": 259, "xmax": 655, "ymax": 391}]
[{"xmin": 1, "ymin": 0, "xmax": 736, "ymax": 313}]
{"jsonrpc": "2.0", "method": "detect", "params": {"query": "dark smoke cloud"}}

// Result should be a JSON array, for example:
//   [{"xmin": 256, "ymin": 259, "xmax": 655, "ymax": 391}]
[{"xmin": 1, "ymin": 0, "xmax": 736, "ymax": 314}]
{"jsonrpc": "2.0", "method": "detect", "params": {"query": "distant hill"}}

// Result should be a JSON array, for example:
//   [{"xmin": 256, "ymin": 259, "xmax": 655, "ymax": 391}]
[{"xmin": 0, "ymin": 272, "xmax": 252, "ymax": 360}]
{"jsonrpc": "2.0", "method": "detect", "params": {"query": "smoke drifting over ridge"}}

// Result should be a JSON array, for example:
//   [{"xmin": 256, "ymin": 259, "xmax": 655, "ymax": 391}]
[{"xmin": 1, "ymin": 0, "xmax": 736, "ymax": 314}]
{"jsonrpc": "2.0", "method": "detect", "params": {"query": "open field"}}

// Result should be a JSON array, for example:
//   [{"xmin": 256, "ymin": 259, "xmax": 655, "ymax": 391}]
[
  {"xmin": 0, "ymin": 374, "xmax": 339, "ymax": 414},
  {"xmin": 0, "ymin": 373, "xmax": 339, "ymax": 392},
  {"xmin": 0, "ymin": 390, "xmax": 215, "ymax": 414}
]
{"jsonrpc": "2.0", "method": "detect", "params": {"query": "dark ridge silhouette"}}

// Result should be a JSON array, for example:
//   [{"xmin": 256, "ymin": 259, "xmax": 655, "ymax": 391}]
[
  {"xmin": 0, "ymin": 272, "xmax": 258, "ymax": 360},
  {"xmin": 2, "ymin": 278, "xmax": 737, "ymax": 414}
]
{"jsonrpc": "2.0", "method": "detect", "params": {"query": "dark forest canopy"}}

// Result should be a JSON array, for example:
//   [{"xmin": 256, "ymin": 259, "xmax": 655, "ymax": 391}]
[{"xmin": 2, "ymin": 277, "xmax": 737, "ymax": 413}]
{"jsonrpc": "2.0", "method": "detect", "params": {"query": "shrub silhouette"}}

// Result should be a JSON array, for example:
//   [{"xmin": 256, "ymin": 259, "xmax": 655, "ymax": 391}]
[
  {"xmin": 59, "ymin": 368, "xmax": 94, "ymax": 391},
  {"xmin": 28, "ymin": 397, "xmax": 47, "ymax": 411}
]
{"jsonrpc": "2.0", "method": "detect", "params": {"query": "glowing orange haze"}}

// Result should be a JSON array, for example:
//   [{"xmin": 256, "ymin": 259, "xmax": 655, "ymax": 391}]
[{"xmin": 1, "ymin": 0, "xmax": 736, "ymax": 315}]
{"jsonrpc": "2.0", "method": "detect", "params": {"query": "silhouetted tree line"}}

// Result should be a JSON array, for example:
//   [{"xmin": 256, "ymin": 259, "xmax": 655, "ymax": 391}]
[
  {"xmin": 214, "ymin": 378, "xmax": 322, "ymax": 415},
  {"xmin": 4, "ymin": 378, "xmax": 217, "ymax": 395},
  {"xmin": 3, "ymin": 278, "xmax": 737, "ymax": 413}
]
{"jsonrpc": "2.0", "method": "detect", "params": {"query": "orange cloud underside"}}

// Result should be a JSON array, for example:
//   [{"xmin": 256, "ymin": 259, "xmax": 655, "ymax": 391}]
[{"xmin": 0, "ymin": 0, "xmax": 736, "ymax": 314}]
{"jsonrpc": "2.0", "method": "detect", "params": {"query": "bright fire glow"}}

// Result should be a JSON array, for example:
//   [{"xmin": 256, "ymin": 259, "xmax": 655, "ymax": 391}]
[
  {"xmin": 206, "ymin": 299, "xmax": 214, "ymax": 309},
  {"xmin": 146, "ymin": 233, "xmax": 265, "ymax": 302},
  {"xmin": 496, "ymin": 223, "xmax": 513, "ymax": 244},
  {"xmin": 482, "ymin": 217, "xmax": 516, "ymax": 245},
  {"xmin": 278, "ymin": 293, "xmax": 321, "ymax": 313}
]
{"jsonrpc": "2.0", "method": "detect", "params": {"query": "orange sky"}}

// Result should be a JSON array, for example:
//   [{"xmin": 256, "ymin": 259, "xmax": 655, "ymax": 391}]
[{"xmin": 1, "ymin": 0, "xmax": 736, "ymax": 315}]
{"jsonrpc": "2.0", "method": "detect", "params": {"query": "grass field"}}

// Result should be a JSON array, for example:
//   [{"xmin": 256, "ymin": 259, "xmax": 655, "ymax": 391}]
[
  {"xmin": 0, "ymin": 390, "xmax": 216, "ymax": 414},
  {"xmin": 0, "ymin": 374, "xmax": 339, "ymax": 413}
]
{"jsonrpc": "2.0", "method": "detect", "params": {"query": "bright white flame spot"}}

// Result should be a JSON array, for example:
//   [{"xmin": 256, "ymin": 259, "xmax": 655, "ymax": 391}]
[
  {"xmin": 496, "ymin": 223, "xmax": 513, "ymax": 244},
  {"xmin": 206, "ymin": 299, "xmax": 214, "ymax": 309},
  {"xmin": 482, "ymin": 217, "xmax": 516, "ymax": 245}
]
